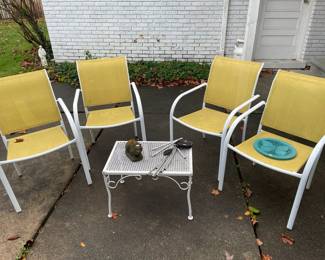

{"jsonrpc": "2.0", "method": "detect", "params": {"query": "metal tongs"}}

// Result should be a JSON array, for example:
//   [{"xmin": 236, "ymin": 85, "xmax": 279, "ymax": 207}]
[{"xmin": 148, "ymin": 138, "xmax": 193, "ymax": 176}]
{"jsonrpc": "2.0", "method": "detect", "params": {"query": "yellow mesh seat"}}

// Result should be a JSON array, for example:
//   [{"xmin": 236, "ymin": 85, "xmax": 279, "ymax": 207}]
[
  {"xmin": 178, "ymin": 108, "xmax": 237, "ymax": 134},
  {"xmin": 7, "ymin": 126, "xmax": 69, "ymax": 161},
  {"xmin": 236, "ymin": 131, "xmax": 313, "ymax": 172},
  {"xmin": 86, "ymin": 106, "xmax": 135, "ymax": 127}
]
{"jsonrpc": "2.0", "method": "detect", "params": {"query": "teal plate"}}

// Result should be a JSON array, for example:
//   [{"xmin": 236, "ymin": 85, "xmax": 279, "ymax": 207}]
[{"xmin": 253, "ymin": 138, "xmax": 297, "ymax": 160}]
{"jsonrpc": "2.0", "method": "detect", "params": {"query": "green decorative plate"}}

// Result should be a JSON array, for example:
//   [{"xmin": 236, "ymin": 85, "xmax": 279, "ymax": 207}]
[{"xmin": 253, "ymin": 138, "xmax": 297, "ymax": 160}]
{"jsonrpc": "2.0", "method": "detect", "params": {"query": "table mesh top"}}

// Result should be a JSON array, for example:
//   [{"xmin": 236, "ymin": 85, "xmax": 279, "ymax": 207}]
[{"xmin": 103, "ymin": 141, "xmax": 192, "ymax": 175}]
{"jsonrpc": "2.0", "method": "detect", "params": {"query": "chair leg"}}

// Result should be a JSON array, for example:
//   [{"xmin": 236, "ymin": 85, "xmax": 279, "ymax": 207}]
[
  {"xmin": 140, "ymin": 117, "xmax": 147, "ymax": 141},
  {"xmin": 13, "ymin": 163, "xmax": 22, "ymax": 177},
  {"xmin": 133, "ymin": 122, "xmax": 138, "ymax": 137},
  {"xmin": 67, "ymin": 145, "xmax": 74, "ymax": 160},
  {"xmin": 0, "ymin": 165, "xmax": 22, "ymax": 212},
  {"xmin": 75, "ymin": 140, "xmax": 92, "ymax": 185},
  {"xmin": 89, "ymin": 129, "xmax": 96, "ymax": 144},
  {"xmin": 218, "ymin": 147, "xmax": 228, "ymax": 191},
  {"xmin": 286, "ymin": 177, "xmax": 308, "ymax": 230},
  {"xmin": 169, "ymin": 117, "xmax": 174, "ymax": 141}
]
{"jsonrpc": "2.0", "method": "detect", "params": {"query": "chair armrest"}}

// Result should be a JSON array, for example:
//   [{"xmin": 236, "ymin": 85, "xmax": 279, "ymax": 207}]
[
  {"xmin": 73, "ymin": 89, "xmax": 82, "ymax": 127},
  {"xmin": 224, "ymin": 101, "xmax": 266, "ymax": 148},
  {"xmin": 222, "ymin": 95, "xmax": 260, "ymax": 135},
  {"xmin": 303, "ymin": 135, "xmax": 325, "ymax": 176},
  {"xmin": 169, "ymin": 82, "xmax": 207, "ymax": 119},
  {"xmin": 57, "ymin": 98, "xmax": 80, "ymax": 141},
  {"xmin": 131, "ymin": 82, "xmax": 145, "ymax": 119}
]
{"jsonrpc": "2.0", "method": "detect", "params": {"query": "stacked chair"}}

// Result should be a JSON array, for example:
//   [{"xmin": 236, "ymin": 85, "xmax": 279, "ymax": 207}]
[
  {"xmin": 218, "ymin": 70, "xmax": 325, "ymax": 229},
  {"xmin": 0, "ymin": 70, "xmax": 92, "ymax": 212}
]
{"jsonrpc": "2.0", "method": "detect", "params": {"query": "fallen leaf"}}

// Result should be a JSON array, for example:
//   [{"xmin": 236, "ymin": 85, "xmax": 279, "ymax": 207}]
[
  {"xmin": 244, "ymin": 187, "xmax": 253, "ymax": 198},
  {"xmin": 261, "ymin": 254, "xmax": 272, "ymax": 260},
  {"xmin": 236, "ymin": 216, "xmax": 243, "ymax": 220},
  {"xmin": 281, "ymin": 234, "xmax": 295, "ymax": 246},
  {"xmin": 256, "ymin": 238, "xmax": 263, "ymax": 246},
  {"xmin": 224, "ymin": 250, "xmax": 234, "ymax": 260},
  {"xmin": 15, "ymin": 138, "xmax": 24, "ymax": 143},
  {"xmin": 244, "ymin": 210, "xmax": 251, "ymax": 216},
  {"xmin": 80, "ymin": 242, "xmax": 86, "ymax": 248},
  {"xmin": 7, "ymin": 234, "xmax": 20, "ymax": 241},
  {"xmin": 251, "ymin": 218, "xmax": 258, "ymax": 226},
  {"xmin": 112, "ymin": 212, "xmax": 119, "ymax": 220},
  {"xmin": 248, "ymin": 206, "xmax": 260, "ymax": 215},
  {"xmin": 211, "ymin": 188, "xmax": 220, "ymax": 196}
]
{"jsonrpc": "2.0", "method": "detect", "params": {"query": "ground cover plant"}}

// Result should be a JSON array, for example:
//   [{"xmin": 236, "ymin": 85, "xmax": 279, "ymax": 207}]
[{"xmin": 48, "ymin": 59, "xmax": 210, "ymax": 88}]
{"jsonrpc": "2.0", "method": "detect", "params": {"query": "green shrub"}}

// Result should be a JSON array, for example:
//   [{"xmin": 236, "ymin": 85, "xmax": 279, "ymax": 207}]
[
  {"xmin": 47, "ymin": 61, "xmax": 79, "ymax": 87},
  {"xmin": 48, "ymin": 60, "xmax": 210, "ymax": 88}
]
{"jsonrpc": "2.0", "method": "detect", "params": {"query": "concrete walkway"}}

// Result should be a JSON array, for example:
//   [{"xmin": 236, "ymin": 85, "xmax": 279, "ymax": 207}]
[{"xmin": 1, "ymin": 68, "xmax": 324, "ymax": 259}]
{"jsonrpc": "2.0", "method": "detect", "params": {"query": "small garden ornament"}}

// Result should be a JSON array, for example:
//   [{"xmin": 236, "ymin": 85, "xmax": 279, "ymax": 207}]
[
  {"xmin": 38, "ymin": 45, "xmax": 48, "ymax": 67},
  {"xmin": 125, "ymin": 138, "xmax": 143, "ymax": 162}
]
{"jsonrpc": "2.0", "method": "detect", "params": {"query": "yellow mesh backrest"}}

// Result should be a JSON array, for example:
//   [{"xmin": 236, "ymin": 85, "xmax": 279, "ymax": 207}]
[
  {"xmin": 262, "ymin": 70, "xmax": 325, "ymax": 143},
  {"xmin": 0, "ymin": 70, "xmax": 61, "ymax": 135},
  {"xmin": 204, "ymin": 56, "xmax": 262, "ymax": 112},
  {"xmin": 77, "ymin": 56, "xmax": 132, "ymax": 107}
]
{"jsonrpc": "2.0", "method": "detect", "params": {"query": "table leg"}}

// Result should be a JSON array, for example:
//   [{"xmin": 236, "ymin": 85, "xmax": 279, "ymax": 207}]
[
  {"xmin": 187, "ymin": 176, "xmax": 193, "ymax": 220},
  {"xmin": 120, "ymin": 175, "xmax": 125, "ymax": 183},
  {"xmin": 102, "ymin": 173, "xmax": 113, "ymax": 218}
]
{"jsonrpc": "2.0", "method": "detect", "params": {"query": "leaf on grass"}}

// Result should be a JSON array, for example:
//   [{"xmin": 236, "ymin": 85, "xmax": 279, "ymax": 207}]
[
  {"xmin": 248, "ymin": 206, "xmax": 260, "ymax": 215},
  {"xmin": 15, "ymin": 138, "xmax": 24, "ymax": 143},
  {"xmin": 281, "ymin": 234, "xmax": 295, "ymax": 246},
  {"xmin": 211, "ymin": 188, "xmax": 221, "ymax": 196},
  {"xmin": 224, "ymin": 250, "xmax": 234, "ymax": 260},
  {"xmin": 236, "ymin": 216, "xmax": 243, "ymax": 221},
  {"xmin": 256, "ymin": 238, "xmax": 263, "ymax": 246},
  {"xmin": 7, "ymin": 234, "xmax": 20, "ymax": 241},
  {"xmin": 261, "ymin": 254, "xmax": 272, "ymax": 260},
  {"xmin": 80, "ymin": 242, "xmax": 86, "ymax": 248}
]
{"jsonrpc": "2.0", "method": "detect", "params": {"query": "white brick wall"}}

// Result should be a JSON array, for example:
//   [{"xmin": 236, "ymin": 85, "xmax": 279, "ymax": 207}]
[
  {"xmin": 43, "ymin": 0, "xmax": 237, "ymax": 62},
  {"xmin": 303, "ymin": 0, "xmax": 325, "ymax": 61},
  {"xmin": 224, "ymin": 0, "xmax": 249, "ymax": 56}
]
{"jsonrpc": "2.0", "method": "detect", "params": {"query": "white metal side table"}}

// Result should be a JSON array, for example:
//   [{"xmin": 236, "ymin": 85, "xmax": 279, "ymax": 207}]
[{"xmin": 102, "ymin": 141, "xmax": 193, "ymax": 220}]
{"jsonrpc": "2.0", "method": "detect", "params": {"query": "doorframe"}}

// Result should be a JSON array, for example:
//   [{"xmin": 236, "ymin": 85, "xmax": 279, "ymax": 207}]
[{"xmin": 243, "ymin": 0, "xmax": 315, "ymax": 61}]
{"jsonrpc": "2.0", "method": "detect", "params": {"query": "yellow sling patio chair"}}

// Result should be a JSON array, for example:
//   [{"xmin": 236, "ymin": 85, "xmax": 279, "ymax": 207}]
[
  {"xmin": 74, "ymin": 56, "xmax": 146, "ymax": 144},
  {"xmin": 169, "ymin": 56, "xmax": 263, "ymax": 177},
  {"xmin": 0, "ymin": 70, "xmax": 92, "ymax": 213},
  {"xmin": 218, "ymin": 70, "xmax": 325, "ymax": 230}
]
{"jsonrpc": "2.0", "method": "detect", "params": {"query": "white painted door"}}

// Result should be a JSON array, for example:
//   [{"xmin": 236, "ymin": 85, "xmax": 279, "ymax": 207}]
[{"xmin": 254, "ymin": 0, "xmax": 304, "ymax": 60}]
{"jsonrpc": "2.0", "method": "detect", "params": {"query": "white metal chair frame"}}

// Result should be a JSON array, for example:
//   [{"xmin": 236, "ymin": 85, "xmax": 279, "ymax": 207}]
[
  {"xmin": 169, "ymin": 63, "xmax": 263, "ymax": 180},
  {"xmin": 0, "ymin": 75, "xmax": 92, "ymax": 213},
  {"xmin": 74, "ymin": 62, "xmax": 147, "ymax": 143},
  {"xmin": 218, "ymin": 99, "xmax": 325, "ymax": 230}
]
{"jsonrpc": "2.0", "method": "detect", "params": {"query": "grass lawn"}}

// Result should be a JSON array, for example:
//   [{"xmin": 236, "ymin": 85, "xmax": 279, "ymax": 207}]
[{"xmin": 0, "ymin": 20, "xmax": 48, "ymax": 78}]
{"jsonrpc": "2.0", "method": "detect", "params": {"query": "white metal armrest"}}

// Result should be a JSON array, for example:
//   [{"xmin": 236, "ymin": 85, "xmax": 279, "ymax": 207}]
[
  {"xmin": 222, "ymin": 95, "xmax": 260, "ymax": 135},
  {"xmin": 131, "ymin": 82, "xmax": 145, "ymax": 120},
  {"xmin": 303, "ymin": 135, "xmax": 325, "ymax": 175},
  {"xmin": 224, "ymin": 101, "xmax": 266, "ymax": 148},
  {"xmin": 58, "ymin": 98, "xmax": 80, "ymax": 142},
  {"xmin": 73, "ymin": 89, "xmax": 82, "ymax": 128},
  {"xmin": 169, "ymin": 82, "xmax": 207, "ymax": 119}
]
